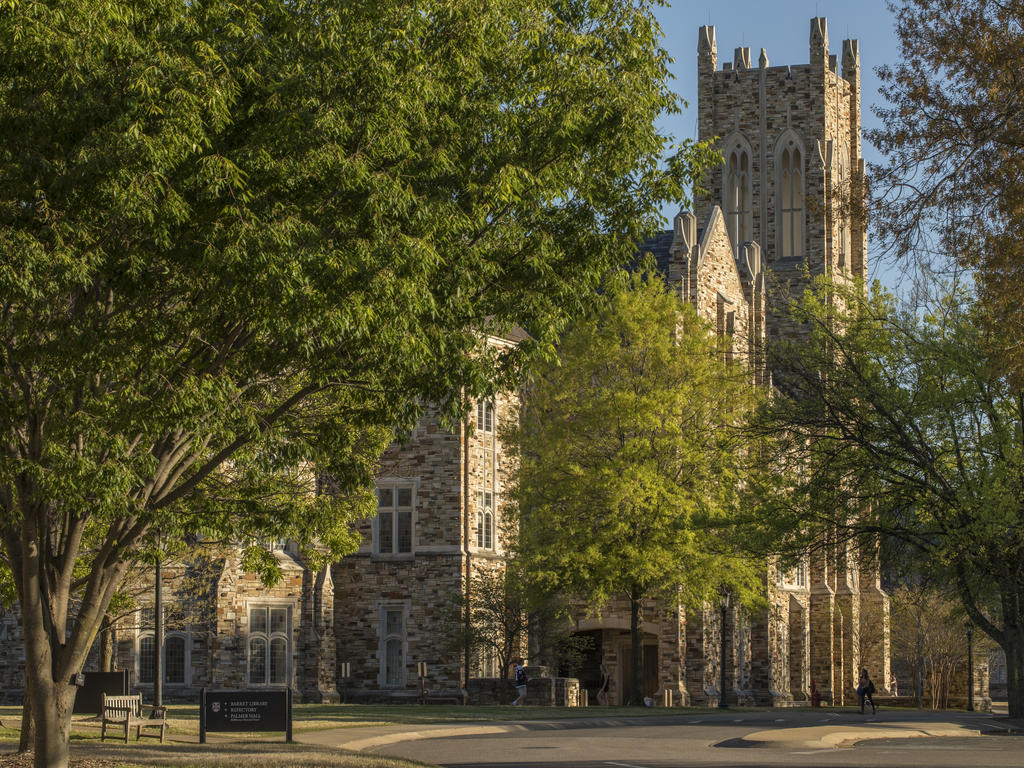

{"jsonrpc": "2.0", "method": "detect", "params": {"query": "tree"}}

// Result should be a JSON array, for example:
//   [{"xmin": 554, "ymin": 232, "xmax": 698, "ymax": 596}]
[
  {"xmin": 0, "ymin": 1, "xmax": 710, "ymax": 764},
  {"xmin": 458, "ymin": 562, "xmax": 530, "ymax": 701},
  {"xmin": 870, "ymin": 0, "xmax": 1024, "ymax": 377},
  {"xmin": 513, "ymin": 267, "xmax": 761, "ymax": 706},
  {"xmin": 889, "ymin": 583, "xmax": 991, "ymax": 709},
  {"xmin": 751, "ymin": 278, "xmax": 1024, "ymax": 717}
]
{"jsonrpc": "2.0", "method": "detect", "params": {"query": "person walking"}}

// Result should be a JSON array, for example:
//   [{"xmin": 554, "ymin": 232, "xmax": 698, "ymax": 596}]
[
  {"xmin": 858, "ymin": 668, "xmax": 877, "ymax": 714},
  {"xmin": 512, "ymin": 658, "xmax": 528, "ymax": 706}
]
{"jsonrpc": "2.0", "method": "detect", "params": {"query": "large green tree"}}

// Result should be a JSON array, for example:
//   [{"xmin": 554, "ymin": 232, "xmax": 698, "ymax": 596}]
[
  {"xmin": 751, "ymin": 279, "xmax": 1024, "ymax": 717},
  {"xmin": 870, "ymin": 0, "xmax": 1024, "ymax": 378},
  {"xmin": 0, "ymin": 1, "xmax": 708, "ymax": 764},
  {"xmin": 513, "ymin": 267, "xmax": 761, "ymax": 706}
]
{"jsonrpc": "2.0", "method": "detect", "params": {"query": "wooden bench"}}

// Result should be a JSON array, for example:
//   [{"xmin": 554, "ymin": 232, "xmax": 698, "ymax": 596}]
[
  {"xmin": 423, "ymin": 689, "xmax": 467, "ymax": 705},
  {"xmin": 100, "ymin": 694, "xmax": 167, "ymax": 744}
]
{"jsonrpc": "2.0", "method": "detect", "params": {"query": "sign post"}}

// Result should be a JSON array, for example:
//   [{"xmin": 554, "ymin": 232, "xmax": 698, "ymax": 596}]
[
  {"xmin": 199, "ymin": 688, "xmax": 292, "ymax": 743},
  {"xmin": 339, "ymin": 662, "xmax": 350, "ymax": 704},
  {"xmin": 417, "ymin": 661, "xmax": 428, "ymax": 704}
]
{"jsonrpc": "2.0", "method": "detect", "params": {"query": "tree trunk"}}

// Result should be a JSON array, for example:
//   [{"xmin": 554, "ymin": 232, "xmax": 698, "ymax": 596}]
[
  {"xmin": 29, "ymin": 672, "xmax": 76, "ymax": 768},
  {"xmin": 629, "ymin": 593, "xmax": 643, "ymax": 707},
  {"xmin": 1005, "ymin": 627, "xmax": 1024, "ymax": 719},
  {"xmin": 100, "ymin": 614, "xmax": 114, "ymax": 673},
  {"xmin": 18, "ymin": 668, "xmax": 34, "ymax": 754}
]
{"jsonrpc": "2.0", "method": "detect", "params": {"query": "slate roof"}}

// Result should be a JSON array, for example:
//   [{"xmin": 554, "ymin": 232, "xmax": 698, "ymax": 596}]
[{"xmin": 636, "ymin": 230, "xmax": 676, "ymax": 275}]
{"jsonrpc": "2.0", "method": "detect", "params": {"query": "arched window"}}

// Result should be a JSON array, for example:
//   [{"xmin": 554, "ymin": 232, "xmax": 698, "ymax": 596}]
[
  {"xmin": 137, "ymin": 606, "xmax": 189, "ymax": 686},
  {"xmin": 382, "ymin": 607, "xmax": 406, "ymax": 687},
  {"xmin": 723, "ymin": 135, "xmax": 753, "ymax": 255},
  {"xmin": 837, "ymin": 145, "xmax": 851, "ymax": 270},
  {"xmin": 476, "ymin": 400, "xmax": 495, "ymax": 433},
  {"xmin": 476, "ymin": 490, "xmax": 494, "ymax": 549},
  {"xmin": 776, "ymin": 132, "xmax": 805, "ymax": 260},
  {"xmin": 248, "ymin": 605, "xmax": 290, "ymax": 685}
]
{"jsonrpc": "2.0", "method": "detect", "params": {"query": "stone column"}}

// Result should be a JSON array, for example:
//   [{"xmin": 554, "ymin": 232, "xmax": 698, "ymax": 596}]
[
  {"xmin": 788, "ymin": 594, "xmax": 811, "ymax": 701},
  {"xmin": 658, "ymin": 603, "xmax": 689, "ymax": 705},
  {"xmin": 809, "ymin": 548, "xmax": 836, "ymax": 704},
  {"xmin": 685, "ymin": 606, "xmax": 714, "ymax": 706},
  {"xmin": 835, "ymin": 540, "xmax": 861, "ymax": 706},
  {"xmin": 858, "ymin": 546, "xmax": 890, "ymax": 694}
]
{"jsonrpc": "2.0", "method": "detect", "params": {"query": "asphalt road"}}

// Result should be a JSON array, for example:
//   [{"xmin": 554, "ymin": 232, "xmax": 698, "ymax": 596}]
[{"xmin": 338, "ymin": 709, "xmax": 1024, "ymax": 768}]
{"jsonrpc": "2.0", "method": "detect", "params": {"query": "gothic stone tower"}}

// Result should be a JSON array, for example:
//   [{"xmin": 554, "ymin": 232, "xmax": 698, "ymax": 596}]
[
  {"xmin": 693, "ymin": 18, "xmax": 889, "ymax": 706},
  {"xmin": 694, "ymin": 18, "xmax": 866, "ymax": 344}
]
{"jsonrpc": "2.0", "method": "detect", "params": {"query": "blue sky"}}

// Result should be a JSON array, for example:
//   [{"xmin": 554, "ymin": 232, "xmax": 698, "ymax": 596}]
[{"xmin": 653, "ymin": 0, "xmax": 903, "ymax": 287}]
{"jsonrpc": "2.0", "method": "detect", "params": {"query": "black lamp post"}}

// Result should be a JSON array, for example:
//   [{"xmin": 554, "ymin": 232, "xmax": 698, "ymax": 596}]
[
  {"xmin": 967, "ymin": 625, "xmax": 974, "ymax": 712},
  {"xmin": 718, "ymin": 588, "xmax": 730, "ymax": 709},
  {"xmin": 154, "ymin": 552, "xmax": 163, "ymax": 710}
]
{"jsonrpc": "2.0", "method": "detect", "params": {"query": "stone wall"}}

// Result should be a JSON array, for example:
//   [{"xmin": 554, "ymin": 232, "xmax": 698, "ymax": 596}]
[{"xmin": 333, "ymin": 361, "xmax": 518, "ymax": 696}]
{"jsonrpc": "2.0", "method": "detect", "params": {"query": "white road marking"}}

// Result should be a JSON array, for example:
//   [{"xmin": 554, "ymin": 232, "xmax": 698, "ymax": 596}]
[
  {"xmin": 733, "ymin": 718, "xmax": 744, "ymax": 722},
  {"xmin": 605, "ymin": 762, "xmax": 647, "ymax": 768},
  {"xmin": 775, "ymin": 718, "xmax": 785, "ymax": 722}
]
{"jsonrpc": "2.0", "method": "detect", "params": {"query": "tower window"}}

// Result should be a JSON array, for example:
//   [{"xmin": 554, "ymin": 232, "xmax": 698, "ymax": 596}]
[
  {"xmin": 777, "ymin": 135, "xmax": 805, "ymax": 260},
  {"xmin": 724, "ymin": 138, "xmax": 753, "ymax": 255},
  {"xmin": 838, "ymin": 147, "xmax": 851, "ymax": 270},
  {"xmin": 476, "ymin": 491, "xmax": 494, "ymax": 549}
]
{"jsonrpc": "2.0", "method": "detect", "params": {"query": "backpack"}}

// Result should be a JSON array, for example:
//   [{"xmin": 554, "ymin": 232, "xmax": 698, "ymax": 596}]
[
  {"xmin": 515, "ymin": 666, "xmax": 527, "ymax": 685},
  {"xmin": 867, "ymin": 680, "xmax": 876, "ymax": 695}
]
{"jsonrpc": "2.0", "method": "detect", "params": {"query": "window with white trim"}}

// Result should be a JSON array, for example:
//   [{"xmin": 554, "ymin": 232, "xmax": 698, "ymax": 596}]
[
  {"xmin": 375, "ymin": 483, "xmax": 414, "ymax": 554},
  {"xmin": 476, "ymin": 400, "xmax": 495, "ymax": 433},
  {"xmin": 248, "ymin": 605, "xmax": 290, "ymax": 685},
  {"xmin": 777, "ymin": 134, "xmax": 805, "ymax": 260},
  {"xmin": 795, "ymin": 562, "xmax": 808, "ymax": 588},
  {"xmin": 381, "ymin": 607, "xmax": 406, "ymax": 687},
  {"xmin": 476, "ymin": 490, "xmax": 494, "ymax": 549}
]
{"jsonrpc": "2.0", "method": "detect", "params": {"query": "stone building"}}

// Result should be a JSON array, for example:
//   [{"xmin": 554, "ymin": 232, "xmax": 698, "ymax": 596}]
[
  {"xmin": 0, "ymin": 17, "xmax": 894, "ymax": 709},
  {"xmin": 331, "ymin": 329, "xmax": 523, "ymax": 700},
  {"xmin": 569, "ymin": 18, "xmax": 890, "ymax": 707},
  {"xmin": 0, "ymin": 548, "xmax": 338, "ymax": 705}
]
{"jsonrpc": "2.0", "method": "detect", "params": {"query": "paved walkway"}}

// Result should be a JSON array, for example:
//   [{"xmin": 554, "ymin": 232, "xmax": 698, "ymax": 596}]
[{"xmin": 295, "ymin": 707, "xmax": 1023, "ymax": 754}]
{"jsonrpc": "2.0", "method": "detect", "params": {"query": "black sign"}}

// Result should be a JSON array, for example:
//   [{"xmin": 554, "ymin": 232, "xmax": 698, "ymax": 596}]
[
  {"xmin": 199, "ymin": 688, "xmax": 291, "ymax": 743},
  {"xmin": 72, "ymin": 671, "xmax": 129, "ymax": 715}
]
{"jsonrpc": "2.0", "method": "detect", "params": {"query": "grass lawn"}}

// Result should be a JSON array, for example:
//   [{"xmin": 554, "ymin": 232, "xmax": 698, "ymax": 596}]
[
  {"xmin": 0, "ymin": 741, "xmax": 437, "ymax": 768},
  {"xmin": 1, "ymin": 700, "xmax": 741, "ymax": 741}
]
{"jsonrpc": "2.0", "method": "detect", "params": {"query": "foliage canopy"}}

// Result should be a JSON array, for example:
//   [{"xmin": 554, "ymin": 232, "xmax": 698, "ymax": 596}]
[
  {"xmin": 513, "ymin": 266, "xmax": 761, "ymax": 704},
  {"xmin": 0, "ymin": 1, "xmax": 710, "ymax": 764},
  {"xmin": 751, "ymin": 278, "xmax": 1024, "ymax": 717},
  {"xmin": 870, "ymin": 0, "xmax": 1024, "ymax": 376}
]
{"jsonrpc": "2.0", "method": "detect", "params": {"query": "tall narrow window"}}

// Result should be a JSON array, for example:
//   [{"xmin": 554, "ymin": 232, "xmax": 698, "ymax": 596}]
[
  {"xmin": 376, "ymin": 483, "xmax": 414, "ymax": 554},
  {"xmin": 139, "ymin": 635, "xmax": 156, "ymax": 684},
  {"xmin": 777, "ymin": 134, "xmax": 804, "ymax": 260},
  {"xmin": 164, "ymin": 636, "xmax": 186, "ymax": 684},
  {"xmin": 476, "ymin": 400, "xmax": 494, "ymax": 433},
  {"xmin": 724, "ymin": 137, "xmax": 753, "ymax": 255},
  {"xmin": 476, "ymin": 491, "xmax": 494, "ymax": 549},
  {"xmin": 837, "ymin": 147, "xmax": 851, "ymax": 270},
  {"xmin": 382, "ymin": 608, "xmax": 406, "ymax": 687},
  {"xmin": 248, "ymin": 605, "xmax": 291, "ymax": 685}
]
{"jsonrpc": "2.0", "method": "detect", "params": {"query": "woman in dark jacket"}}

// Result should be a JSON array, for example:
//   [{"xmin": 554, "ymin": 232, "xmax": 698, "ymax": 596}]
[{"xmin": 858, "ymin": 669, "xmax": 877, "ymax": 714}]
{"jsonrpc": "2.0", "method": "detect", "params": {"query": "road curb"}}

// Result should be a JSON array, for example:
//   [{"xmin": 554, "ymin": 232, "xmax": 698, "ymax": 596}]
[{"xmin": 726, "ymin": 722, "xmax": 982, "ymax": 749}]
